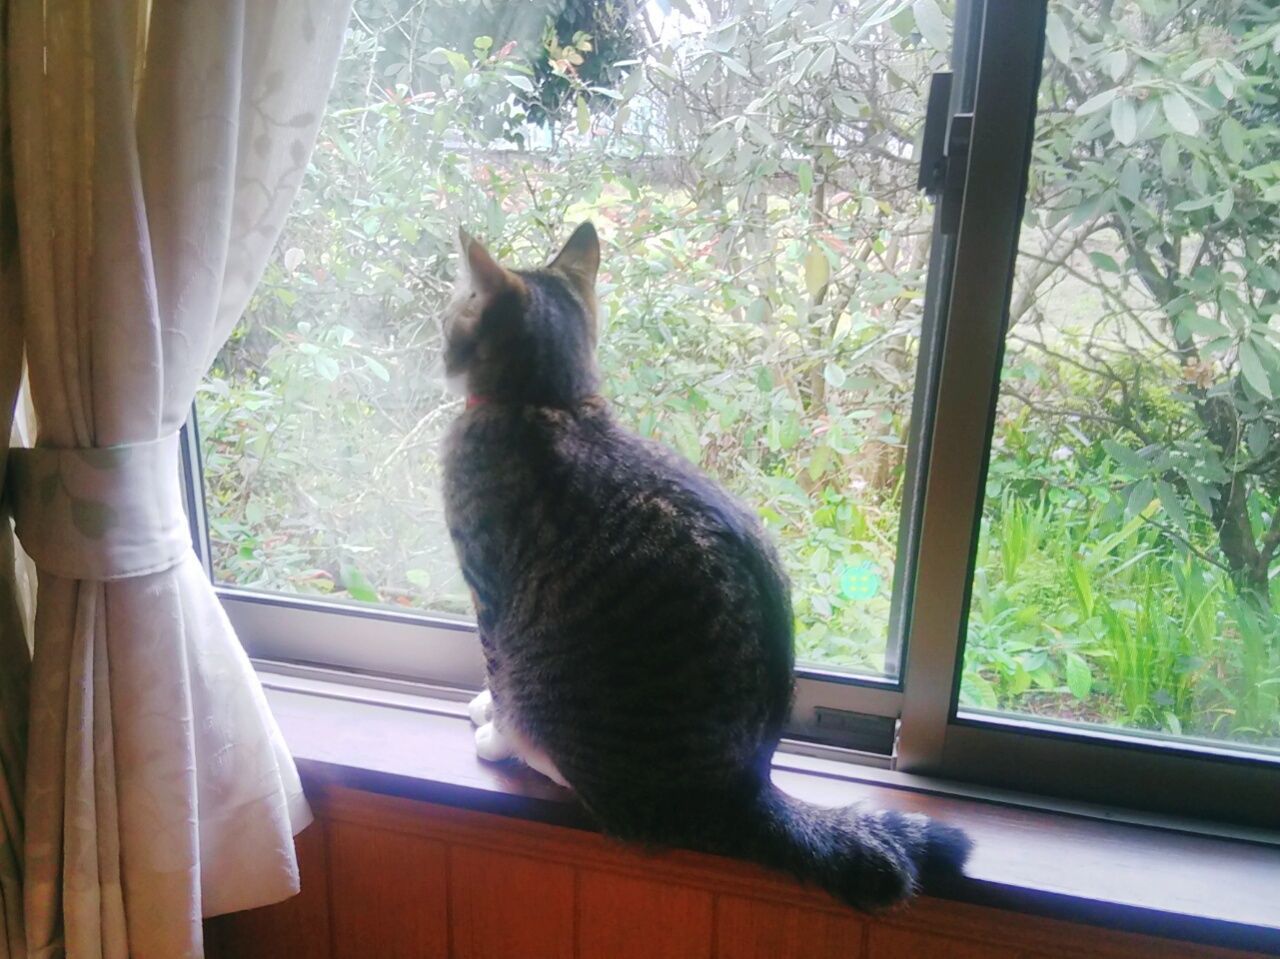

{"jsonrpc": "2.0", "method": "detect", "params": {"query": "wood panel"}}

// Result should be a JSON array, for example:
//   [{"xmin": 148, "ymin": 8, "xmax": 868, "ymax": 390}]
[
  {"xmin": 205, "ymin": 785, "xmax": 1273, "ymax": 959},
  {"xmin": 204, "ymin": 818, "xmax": 332, "ymax": 959},
  {"xmin": 868, "ymin": 924, "xmax": 1026, "ymax": 959},
  {"xmin": 577, "ymin": 870, "xmax": 715, "ymax": 959},
  {"xmin": 715, "ymin": 894, "xmax": 866, "ymax": 959},
  {"xmin": 315, "ymin": 784, "xmax": 830, "ymax": 910},
  {"xmin": 448, "ymin": 846, "xmax": 576, "ymax": 959},
  {"xmin": 327, "ymin": 818, "xmax": 449, "ymax": 959}
]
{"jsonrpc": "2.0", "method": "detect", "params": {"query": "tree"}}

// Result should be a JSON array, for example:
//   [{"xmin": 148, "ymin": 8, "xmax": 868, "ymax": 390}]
[
  {"xmin": 340, "ymin": 0, "xmax": 642, "ymax": 136},
  {"xmin": 1013, "ymin": 0, "xmax": 1280, "ymax": 606}
]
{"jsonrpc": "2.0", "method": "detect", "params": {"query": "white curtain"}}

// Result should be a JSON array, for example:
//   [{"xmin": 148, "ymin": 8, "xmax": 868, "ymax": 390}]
[{"xmin": 1, "ymin": 1, "xmax": 353, "ymax": 956}]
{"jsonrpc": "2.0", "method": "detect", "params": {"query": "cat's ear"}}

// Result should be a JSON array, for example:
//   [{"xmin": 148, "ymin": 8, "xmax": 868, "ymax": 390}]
[
  {"xmin": 548, "ymin": 221, "xmax": 600, "ymax": 298},
  {"xmin": 457, "ymin": 228, "xmax": 521, "ymax": 298}
]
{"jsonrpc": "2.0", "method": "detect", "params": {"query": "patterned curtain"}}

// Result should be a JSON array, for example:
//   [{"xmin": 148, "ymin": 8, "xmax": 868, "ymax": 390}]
[{"xmin": 1, "ymin": 1, "xmax": 354, "ymax": 956}]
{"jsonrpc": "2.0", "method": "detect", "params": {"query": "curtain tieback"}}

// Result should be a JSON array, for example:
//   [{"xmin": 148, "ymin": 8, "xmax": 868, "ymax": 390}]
[{"xmin": 5, "ymin": 431, "xmax": 192, "ymax": 581}]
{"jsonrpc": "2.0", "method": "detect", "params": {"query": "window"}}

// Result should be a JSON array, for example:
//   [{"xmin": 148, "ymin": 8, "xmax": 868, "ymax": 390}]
[
  {"xmin": 893, "ymin": 0, "xmax": 1278, "ymax": 826},
  {"xmin": 959, "ymin": 2, "xmax": 1280, "ymax": 754},
  {"xmin": 186, "ymin": 0, "xmax": 1280, "ymax": 828},
  {"xmin": 197, "ymin": 0, "xmax": 950, "ymax": 696}
]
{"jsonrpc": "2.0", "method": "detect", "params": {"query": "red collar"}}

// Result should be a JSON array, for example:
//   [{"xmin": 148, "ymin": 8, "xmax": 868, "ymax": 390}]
[{"xmin": 465, "ymin": 395, "xmax": 490, "ymax": 409}]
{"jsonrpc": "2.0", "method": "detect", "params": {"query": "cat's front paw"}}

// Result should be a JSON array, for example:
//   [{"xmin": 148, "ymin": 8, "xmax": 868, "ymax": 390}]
[
  {"xmin": 474, "ymin": 721, "xmax": 516, "ymax": 762},
  {"xmin": 468, "ymin": 688, "xmax": 494, "ymax": 726}
]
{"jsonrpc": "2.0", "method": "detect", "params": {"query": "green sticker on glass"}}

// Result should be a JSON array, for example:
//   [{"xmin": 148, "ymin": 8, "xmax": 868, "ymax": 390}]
[{"xmin": 839, "ymin": 561, "xmax": 880, "ymax": 601}]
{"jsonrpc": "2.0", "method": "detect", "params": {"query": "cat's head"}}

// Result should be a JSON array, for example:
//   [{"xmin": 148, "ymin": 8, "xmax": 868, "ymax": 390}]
[{"xmin": 442, "ymin": 222, "xmax": 601, "ymax": 408}]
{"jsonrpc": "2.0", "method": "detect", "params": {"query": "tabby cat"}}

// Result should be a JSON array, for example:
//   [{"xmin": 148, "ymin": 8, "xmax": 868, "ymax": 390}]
[{"xmin": 441, "ymin": 222, "xmax": 971, "ymax": 909}]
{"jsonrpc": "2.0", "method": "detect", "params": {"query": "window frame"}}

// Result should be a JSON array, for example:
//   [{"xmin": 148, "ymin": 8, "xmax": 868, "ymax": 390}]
[
  {"xmin": 184, "ymin": 0, "xmax": 1280, "ymax": 832},
  {"xmin": 892, "ymin": 0, "xmax": 1280, "ymax": 829}
]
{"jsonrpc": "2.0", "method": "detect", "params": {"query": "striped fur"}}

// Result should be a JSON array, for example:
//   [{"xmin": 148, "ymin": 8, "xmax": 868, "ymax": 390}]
[{"xmin": 441, "ymin": 223, "xmax": 971, "ymax": 909}]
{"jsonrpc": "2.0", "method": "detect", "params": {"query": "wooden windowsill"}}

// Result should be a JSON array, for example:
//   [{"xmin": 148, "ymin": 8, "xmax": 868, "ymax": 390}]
[{"xmin": 260, "ymin": 674, "xmax": 1280, "ymax": 956}]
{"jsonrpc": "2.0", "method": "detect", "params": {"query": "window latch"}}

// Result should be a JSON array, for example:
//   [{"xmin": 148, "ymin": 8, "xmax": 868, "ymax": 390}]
[
  {"xmin": 808, "ymin": 707, "xmax": 898, "ymax": 755},
  {"xmin": 917, "ymin": 71, "xmax": 973, "ymax": 236}
]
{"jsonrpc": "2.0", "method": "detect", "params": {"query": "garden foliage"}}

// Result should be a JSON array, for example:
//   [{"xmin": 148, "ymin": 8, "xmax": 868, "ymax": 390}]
[{"xmin": 200, "ymin": 0, "xmax": 1280, "ymax": 746}]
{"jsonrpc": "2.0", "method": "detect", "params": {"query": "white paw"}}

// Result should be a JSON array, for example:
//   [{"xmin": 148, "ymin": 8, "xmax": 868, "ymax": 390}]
[
  {"xmin": 468, "ymin": 688, "xmax": 494, "ymax": 727},
  {"xmin": 500, "ymin": 725, "xmax": 571, "ymax": 789},
  {"xmin": 523, "ymin": 748, "xmax": 571, "ymax": 789},
  {"xmin": 474, "ymin": 721, "xmax": 516, "ymax": 762}
]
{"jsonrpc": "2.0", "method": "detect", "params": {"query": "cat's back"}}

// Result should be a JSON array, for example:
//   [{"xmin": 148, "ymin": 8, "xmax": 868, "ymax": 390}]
[
  {"xmin": 445, "ymin": 399, "xmax": 791, "ymax": 666},
  {"xmin": 445, "ymin": 397, "xmax": 761, "ymax": 555}
]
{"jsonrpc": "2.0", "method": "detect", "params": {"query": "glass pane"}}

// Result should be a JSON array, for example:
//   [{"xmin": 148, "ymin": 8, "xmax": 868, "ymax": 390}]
[
  {"xmin": 960, "ymin": 2, "xmax": 1280, "ymax": 750},
  {"xmin": 199, "ymin": 0, "xmax": 953, "ymax": 677}
]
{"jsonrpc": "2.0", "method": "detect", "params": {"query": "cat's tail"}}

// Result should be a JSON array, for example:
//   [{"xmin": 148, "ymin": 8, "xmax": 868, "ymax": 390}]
[{"xmin": 691, "ymin": 782, "xmax": 972, "ymax": 910}]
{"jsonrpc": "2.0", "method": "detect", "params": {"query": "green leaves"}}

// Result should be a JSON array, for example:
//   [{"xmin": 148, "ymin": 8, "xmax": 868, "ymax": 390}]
[
  {"xmin": 1065, "ymin": 652, "xmax": 1093, "ymax": 701},
  {"xmin": 797, "ymin": 160, "xmax": 813, "ymax": 196},
  {"xmin": 430, "ymin": 46, "xmax": 470, "ymax": 80},
  {"xmin": 1075, "ymin": 88, "xmax": 1117, "ymax": 116},
  {"xmin": 831, "ymin": 94, "xmax": 863, "ymax": 120},
  {"xmin": 1127, "ymin": 478, "xmax": 1156, "ymax": 518},
  {"xmin": 811, "ymin": 45, "xmax": 835, "ymax": 78},
  {"xmin": 1118, "ymin": 158, "xmax": 1142, "ymax": 202},
  {"xmin": 1174, "ymin": 195, "xmax": 1216, "ymax": 213},
  {"xmin": 1161, "ymin": 92, "xmax": 1200, "ymax": 136},
  {"xmin": 1184, "ymin": 477, "xmax": 1215, "ymax": 517},
  {"xmin": 1156, "ymin": 481, "xmax": 1189, "ymax": 536},
  {"xmin": 1213, "ymin": 189, "xmax": 1234, "ymax": 222},
  {"xmin": 1103, "ymin": 49, "xmax": 1127, "ymax": 82},
  {"xmin": 339, "ymin": 563, "xmax": 380, "ymax": 604},
  {"xmin": 911, "ymin": 0, "xmax": 949, "ymax": 52},
  {"xmin": 1220, "ymin": 117, "xmax": 1247, "ymax": 164},
  {"xmin": 1238, "ymin": 339, "xmax": 1274, "ymax": 399},
  {"xmin": 312, "ymin": 353, "xmax": 340, "ymax": 381},
  {"xmin": 1088, "ymin": 251, "xmax": 1121, "ymax": 273},
  {"xmin": 1176, "ymin": 312, "xmax": 1229, "ymax": 339},
  {"xmin": 1102, "ymin": 439, "xmax": 1147, "ymax": 475},
  {"xmin": 1045, "ymin": 12, "xmax": 1071, "ymax": 64},
  {"xmin": 804, "ymin": 247, "xmax": 830, "ymax": 299},
  {"xmin": 1109, "ymin": 97, "xmax": 1137, "ymax": 146},
  {"xmin": 1247, "ymin": 419, "xmax": 1272, "ymax": 458},
  {"xmin": 961, "ymin": 671, "xmax": 999, "ymax": 710}
]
